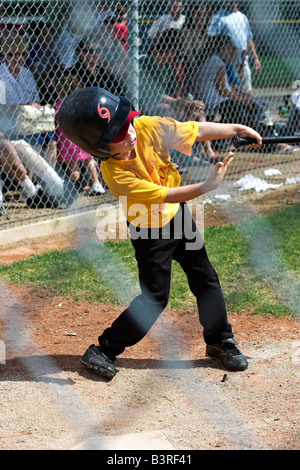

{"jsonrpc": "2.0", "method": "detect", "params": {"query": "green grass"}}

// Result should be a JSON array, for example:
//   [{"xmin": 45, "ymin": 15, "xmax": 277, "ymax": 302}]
[
  {"xmin": 252, "ymin": 56, "xmax": 300, "ymax": 87},
  {"xmin": 0, "ymin": 205, "xmax": 299, "ymax": 317}
]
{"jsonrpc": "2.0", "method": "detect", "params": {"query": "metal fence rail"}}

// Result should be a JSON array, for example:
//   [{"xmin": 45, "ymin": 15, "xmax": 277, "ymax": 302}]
[{"xmin": 0, "ymin": 0, "xmax": 299, "ymax": 231}]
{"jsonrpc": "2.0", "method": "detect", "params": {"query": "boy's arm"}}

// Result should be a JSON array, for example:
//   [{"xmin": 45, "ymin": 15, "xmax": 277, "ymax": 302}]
[
  {"xmin": 215, "ymin": 65, "xmax": 254, "ymax": 108},
  {"xmin": 165, "ymin": 153, "xmax": 234, "ymax": 203},
  {"xmin": 196, "ymin": 122, "xmax": 262, "ymax": 144},
  {"xmin": 164, "ymin": 152, "xmax": 233, "ymax": 203},
  {"xmin": 164, "ymin": 123, "xmax": 262, "ymax": 204},
  {"xmin": 247, "ymin": 39, "xmax": 261, "ymax": 73}
]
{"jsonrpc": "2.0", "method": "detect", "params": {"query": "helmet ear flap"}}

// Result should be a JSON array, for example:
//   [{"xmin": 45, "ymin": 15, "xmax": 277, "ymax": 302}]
[{"xmin": 92, "ymin": 143, "xmax": 112, "ymax": 160}]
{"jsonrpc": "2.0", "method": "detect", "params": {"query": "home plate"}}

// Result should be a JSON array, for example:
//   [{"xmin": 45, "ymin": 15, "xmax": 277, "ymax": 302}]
[{"xmin": 71, "ymin": 430, "xmax": 176, "ymax": 450}]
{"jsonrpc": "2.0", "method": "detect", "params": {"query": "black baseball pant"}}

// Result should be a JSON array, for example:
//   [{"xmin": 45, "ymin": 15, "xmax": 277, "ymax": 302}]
[{"xmin": 99, "ymin": 203, "xmax": 233, "ymax": 358}]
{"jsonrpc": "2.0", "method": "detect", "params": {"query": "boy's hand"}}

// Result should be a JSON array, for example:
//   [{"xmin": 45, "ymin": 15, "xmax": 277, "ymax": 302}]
[
  {"xmin": 237, "ymin": 127, "xmax": 262, "ymax": 149},
  {"xmin": 208, "ymin": 152, "xmax": 234, "ymax": 190}
]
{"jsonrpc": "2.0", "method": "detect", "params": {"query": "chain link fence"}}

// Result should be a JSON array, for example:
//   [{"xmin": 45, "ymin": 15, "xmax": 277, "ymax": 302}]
[{"xmin": 0, "ymin": 0, "xmax": 299, "ymax": 231}]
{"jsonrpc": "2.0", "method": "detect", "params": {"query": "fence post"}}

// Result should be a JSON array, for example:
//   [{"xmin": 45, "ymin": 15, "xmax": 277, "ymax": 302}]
[
  {"xmin": 126, "ymin": 0, "xmax": 139, "ymax": 110},
  {"xmin": 0, "ymin": 340, "xmax": 5, "ymax": 365}
]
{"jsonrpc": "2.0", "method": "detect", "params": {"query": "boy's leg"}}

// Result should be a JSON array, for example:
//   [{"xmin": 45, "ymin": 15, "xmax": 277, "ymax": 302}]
[
  {"xmin": 173, "ymin": 204, "xmax": 248, "ymax": 371},
  {"xmin": 81, "ymin": 234, "xmax": 177, "ymax": 376},
  {"xmin": 168, "ymin": 203, "xmax": 231, "ymax": 344},
  {"xmin": 173, "ymin": 235, "xmax": 232, "ymax": 346},
  {"xmin": 98, "ymin": 236, "xmax": 175, "ymax": 357}
]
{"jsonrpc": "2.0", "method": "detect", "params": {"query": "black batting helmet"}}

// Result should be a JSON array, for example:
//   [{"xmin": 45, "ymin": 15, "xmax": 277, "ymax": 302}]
[{"xmin": 58, "ymin": 87, "xmax": 140, "ymax": 158}]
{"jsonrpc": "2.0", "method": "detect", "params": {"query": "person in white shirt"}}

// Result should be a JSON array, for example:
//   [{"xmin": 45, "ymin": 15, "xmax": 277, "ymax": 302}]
[
  {"xmin": 207, "ymin": 1, "xmax": 261, "ymax": 91},
  {"xmin": 0, "ymin": 35, "xmax": 70, "ymax": 207},
  {"xmin": 53, "ymin": 20, "xmax": 82, "ymax": 69},
  {"xmin": 0, "ymin": 34, "xmax": 39, "ymax": 106},
  {"xmin": 0, "ymin": 32, "xmax": 56, "ymax": 166},
  {"xmin": 148, "ymin": 1, "xmax": 185, "ymax": 43}
]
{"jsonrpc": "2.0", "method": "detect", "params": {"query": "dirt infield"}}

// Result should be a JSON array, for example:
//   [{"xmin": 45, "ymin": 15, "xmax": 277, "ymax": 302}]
[{"xmin": 0, "ymin": 183, "xmax": 299, "ymax": 450}]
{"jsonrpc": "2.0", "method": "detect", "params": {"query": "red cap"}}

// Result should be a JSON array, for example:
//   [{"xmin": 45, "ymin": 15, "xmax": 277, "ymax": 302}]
[{"xmin": 110, "ymin": 110, "xmax": 140, "ymax": 143}]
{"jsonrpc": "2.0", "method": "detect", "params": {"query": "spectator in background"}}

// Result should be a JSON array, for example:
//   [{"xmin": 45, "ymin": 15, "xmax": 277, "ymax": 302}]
[
  {"xmin": 207, "ymin": 1, "xmax": 261, "ymax": 92},
  {"xmin": 273, "ymin": 91, "xmax": 300, "ymax": 153},
  {"xmin": 52, "ymin": 7, "xmax": 82, "ymax": 68},
  {"xmin": 0, "ymin": 33, "xmax": 39, "ymax": 105},
  {"xmin": 286, "ymin": 91, "xmax": 300, "ymax": 136},
  {"xmin": 25, "ymin": 21, "xmax": 58, "ymax": 71},
  {"xmin": 148, "ymin": 1, "xmax": 185, "ymax": 44},
  {"xmin": 178, "ymin": 2, "xmax": 213, "ymax": 99},
  {"xmin": 0, "ymin": 131, "xmax": 38, "ymax": 201},
  {"xmin": 90, "ymin": 1, "xmax": 114, "ymax": 28},
  {"xmin": 0, "ymin": 32, "xmax": 57, "ymax": 167},
  {"xmin": 70, "ymin": 36, "xmax": 127, "ymax": 96},
  {"xmin": 0, "ymin": 131, "xmax": 68, "ymax": 208},
  {"xmin": 195, "ymin": 35, "xmax": 266, "ymax": 127},
  {"xmin": 102, "ymin": 4, "xmax": 142, "ymax": 58},
  {"xmin": 25, "ymin": 21, "xmax": 62, "ymax": 105},
  {"xmin": 112, "ymin": 4, "xmax": 128, "ymax": 52},
  {"xmin": 55, "ymin": 71, "xmax": 105, "ymax": 194},
  {"xmin": 140, "ymin": 30, "xmax": 222, "ymax": 165}
]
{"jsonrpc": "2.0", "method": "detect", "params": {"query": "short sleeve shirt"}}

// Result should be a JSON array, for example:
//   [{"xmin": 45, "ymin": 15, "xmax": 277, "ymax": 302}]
[
  {"xmin": 101, "ymin": 116, "xmax": 198, "ymax": 228},
  {"xmin": 208, "ymin": 9, "xmax": 253, "ymax": 64},
  {"xmin": 0, "ymin": 62, "xmax": 40, "ymax": 104}
]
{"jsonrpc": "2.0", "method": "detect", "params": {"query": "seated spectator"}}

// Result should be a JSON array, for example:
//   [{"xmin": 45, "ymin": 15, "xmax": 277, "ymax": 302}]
[
  {"xmin": 70, "ymin": 36, "xmax": 127, "ymax": 96},
  {"xmin": 108, "ymin": 4, "xmax": 143, "ymax": 57},
  {"xmin": 0, "ymin": 131, "xmax": 38, "ymax": 201},
  {"xmin": 178, "ymin": 2, "xmax": 213, "ymax": 99},
  {"xmin": 139, "ymin": 30, "xmax": 221, "ymax": 164},
  {"xmin": 0, "ymin": 131, "xmax": 68, "ymax": 208},
  {"xmin": 195, "ymin": 35, "xmax": 298, "ymax": 154},
  {"xmin": 25, "ymin": 21, "xmax": 58, "ymax": 71},
  {"xmin": 55, "ymin": 71, "xmax": 105, "ymax": 195},
  {"xmin": 0, "ymin": 32, "xmax": 57, "ymax": 167},
  {"xmin": 286, "ymin": 91, "xmax": 300, "ymax": 136},
  {"xmin": 273, "ymin": 91, "xmax": 300, "ymax": 153},
  {"xmin": 75, "ymin": 3, "xmax": 127, "ymax": 79},
  {"xmin": 194, "ymin": 35, "xmax": 268, "ymax": 128}
]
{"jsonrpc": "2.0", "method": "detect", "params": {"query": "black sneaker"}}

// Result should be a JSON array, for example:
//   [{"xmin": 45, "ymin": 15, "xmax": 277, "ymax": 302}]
[
  {"xmin": 80, "ymin": 344, "xmax": 116, "ymax": 379},
  {"xmin": 206, "ymin": 339, "xmax": 248, "ymax": 371}
]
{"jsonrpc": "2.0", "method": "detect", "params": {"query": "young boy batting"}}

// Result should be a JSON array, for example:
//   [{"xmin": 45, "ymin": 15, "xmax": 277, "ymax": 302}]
[{"xmin": 59, "ymin": 87, "xmax": 262, "ymax": 379}]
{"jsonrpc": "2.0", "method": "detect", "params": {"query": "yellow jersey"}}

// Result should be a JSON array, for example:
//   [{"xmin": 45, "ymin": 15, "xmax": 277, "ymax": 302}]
[{"xmin": 101, "ymin": 115, "xmax": 198, "ymax": 228}]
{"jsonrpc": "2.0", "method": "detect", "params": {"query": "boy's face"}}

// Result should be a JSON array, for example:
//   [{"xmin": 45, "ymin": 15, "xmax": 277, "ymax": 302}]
[{"xmin": 107, "ymin": 124, "xmax": 137, "ymax": 157}]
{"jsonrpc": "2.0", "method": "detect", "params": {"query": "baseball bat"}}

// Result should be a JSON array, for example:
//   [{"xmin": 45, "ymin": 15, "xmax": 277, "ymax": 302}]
[{"xmin": 232, "ymin": 134, "xmax": 300, "ymax": 149}]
